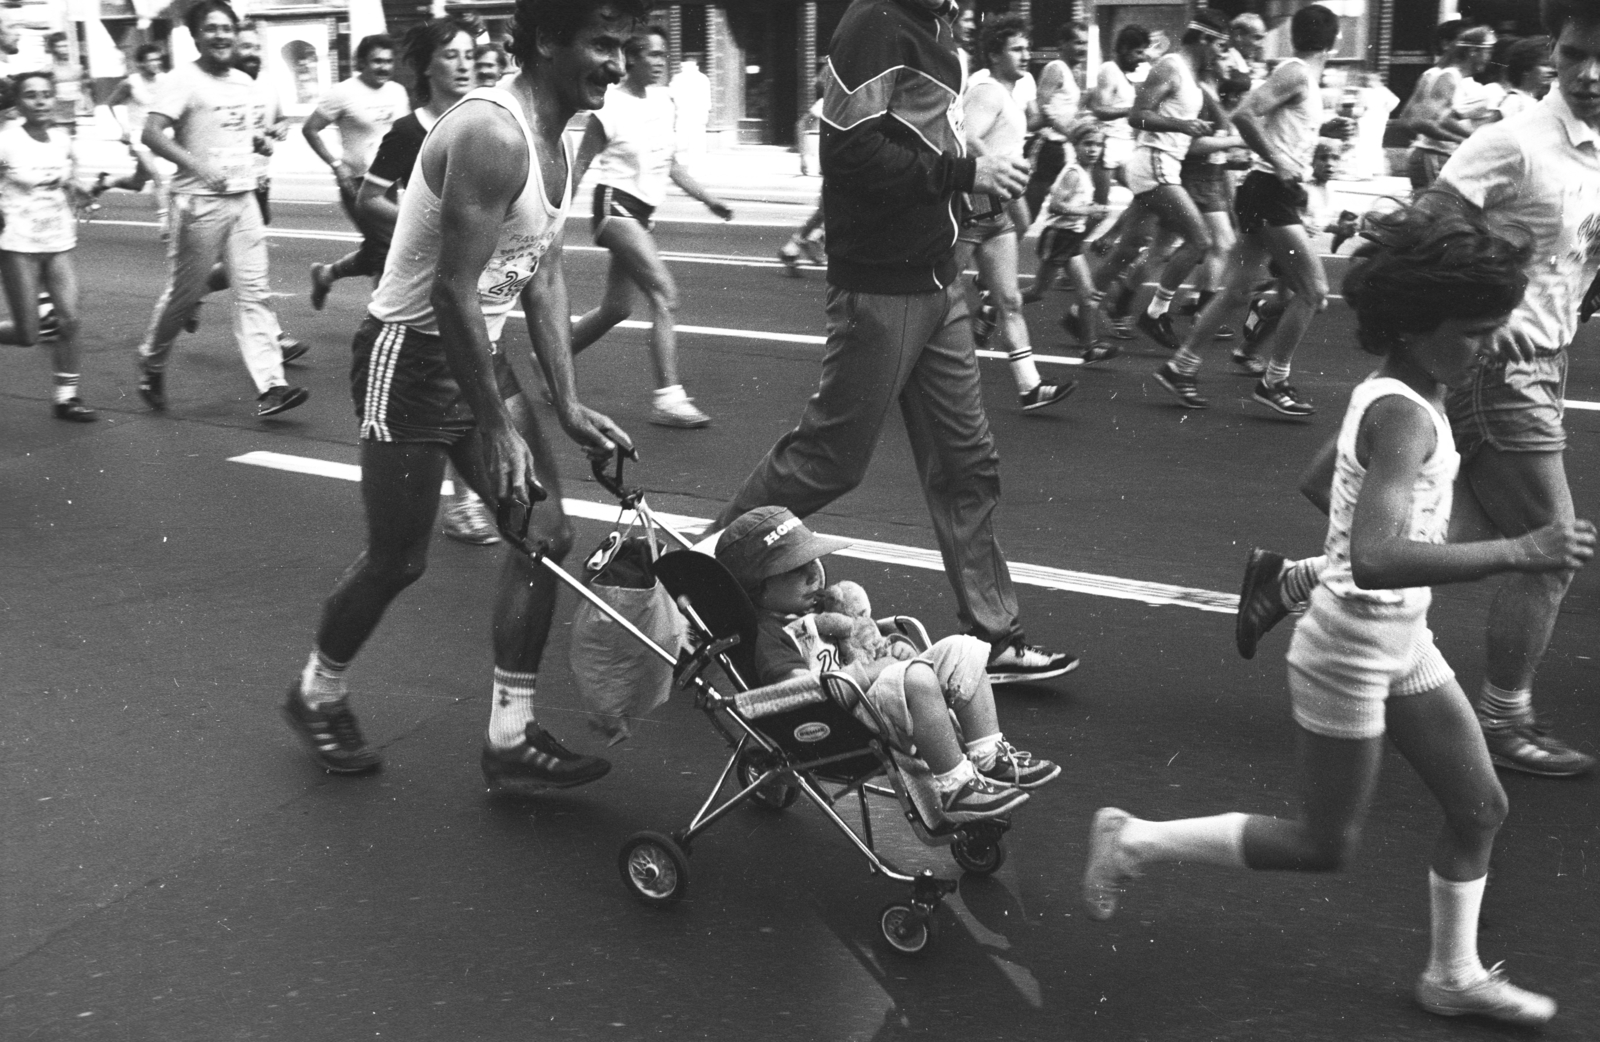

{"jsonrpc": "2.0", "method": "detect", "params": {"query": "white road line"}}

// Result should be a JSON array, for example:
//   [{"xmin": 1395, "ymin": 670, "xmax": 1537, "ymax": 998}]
[
  {"xmin": 95, "ymin": 219, "xmax": 1600, "ymax": 410},
  {"xmin": 229, "ymin": 449, "xmax": 1239, "ymax": 614}
]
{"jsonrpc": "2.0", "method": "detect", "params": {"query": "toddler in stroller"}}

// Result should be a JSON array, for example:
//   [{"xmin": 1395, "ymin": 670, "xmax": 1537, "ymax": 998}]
[{"xmin": 715, "ymin": 507, "xmax": 1060, "ymax": 820}]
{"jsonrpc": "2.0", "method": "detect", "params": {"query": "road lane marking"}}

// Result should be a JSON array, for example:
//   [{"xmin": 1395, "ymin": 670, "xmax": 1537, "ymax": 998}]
[{"xmin": 230, "ymin": 450, "xmax": 1240, "ymax": 614}]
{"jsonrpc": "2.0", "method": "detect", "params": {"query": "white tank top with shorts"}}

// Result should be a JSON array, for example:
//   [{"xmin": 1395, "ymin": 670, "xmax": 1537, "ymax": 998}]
[{"xmin": 1249, "ymin": 57, "xmax": 1324, "ymax": 182}]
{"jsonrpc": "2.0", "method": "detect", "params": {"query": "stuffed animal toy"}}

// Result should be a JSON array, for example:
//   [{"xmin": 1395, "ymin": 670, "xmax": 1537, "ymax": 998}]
[{"xmin": 813, "ymin": 581, "xmax": 916, "ymax": 666}]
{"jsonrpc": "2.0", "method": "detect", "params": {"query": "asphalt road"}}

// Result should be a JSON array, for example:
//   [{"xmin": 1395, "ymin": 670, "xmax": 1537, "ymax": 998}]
[{"xmin": 3, "ymin": 192, "xmax": 1598, "ymax": 1042}]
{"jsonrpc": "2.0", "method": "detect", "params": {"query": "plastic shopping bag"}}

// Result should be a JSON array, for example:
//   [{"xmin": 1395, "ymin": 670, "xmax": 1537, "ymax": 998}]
[{"xmin": 569, "ymin": 528, "xmax": 686, "ymax": 745}]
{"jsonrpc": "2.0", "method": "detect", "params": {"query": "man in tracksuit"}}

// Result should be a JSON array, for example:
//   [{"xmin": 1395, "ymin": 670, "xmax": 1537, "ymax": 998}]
[{"xmin": 714, "ymin": 0, "xmax": 1077, "ymax": 683}]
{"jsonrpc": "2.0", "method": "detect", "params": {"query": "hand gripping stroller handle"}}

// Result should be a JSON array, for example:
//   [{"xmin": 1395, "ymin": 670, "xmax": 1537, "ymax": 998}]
[
  {"xmin": 733, "ymin": 674, "xmax": 829, "ymax": 718},
  {"xmin": 591, "ymin": 447, "xmax": 642, "ymax": 508}
]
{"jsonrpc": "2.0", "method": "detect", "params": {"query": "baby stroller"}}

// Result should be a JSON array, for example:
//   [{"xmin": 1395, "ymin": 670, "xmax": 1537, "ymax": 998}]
[{"xmin": 560, "ymin": 458, "xmax": 1014, "ymax": 955}]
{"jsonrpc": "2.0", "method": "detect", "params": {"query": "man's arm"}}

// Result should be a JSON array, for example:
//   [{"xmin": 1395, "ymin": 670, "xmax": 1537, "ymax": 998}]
[
  {"xmin": 142, "ymin": 111, "xmax": 226, "ymax": 191},
  {"xmin": 668, "ymin": 159, "xmax": 733, "ymax": 220},
  {"xmin": 1232, "ymin": 63, "xmax": 1307, "ymax": 181},
  {"xmin": 1403, "ymin": 69, "xmax": 1472, "ymax": 142},
  {"xmin": 301, "ymin": 105, "xmax": 353, "ymax": 193},
  {"xmin": 1036, "ymin": 60, "xmax": 1079, "ymax": 136},
  {"xmin": 961, "ymin": 81, "xmax": 1004, "ymax": 155},
  {"xmin": 1089, "ymin": 63, "xmax": 1132, "ymax": 121},
  {"xmin": 1130, "ymin": 58, "xmax": 1210, "ymax": 138},
  {"xmin": 354, "ymin": 178, "xmax": 399, "ymax": 237}
]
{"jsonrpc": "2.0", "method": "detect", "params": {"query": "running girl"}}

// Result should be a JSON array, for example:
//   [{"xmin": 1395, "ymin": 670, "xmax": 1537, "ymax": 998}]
[
  {"xmin": 0, "ymin": 71, "xmax": 95, "ymax": 421},
  {"xmin": 1082, "ymin": 194, "xmax": 1594, "ymax": 1026}
]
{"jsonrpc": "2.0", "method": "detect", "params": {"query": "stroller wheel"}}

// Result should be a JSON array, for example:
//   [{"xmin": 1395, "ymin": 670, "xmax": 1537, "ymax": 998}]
[
  {"xmin": 879, "ymin": 902, "xmax": 935, "ymax": 955},
  {"xmin": 736, "ymin": 749, "xmax": 800, "ymax": 811},
  {"xmin": 619, "ymin": 831, "xmax": 690, "ymax": 906},
  {"xmin": 951, "ymin": 826, "xmax": 1007, "ymax": 876}
]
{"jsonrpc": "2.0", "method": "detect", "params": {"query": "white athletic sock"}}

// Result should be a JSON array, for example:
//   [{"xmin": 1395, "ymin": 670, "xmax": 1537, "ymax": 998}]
[
  {"xmin": 1280, "ymin": 555, "xmax": 1325, "ymax": 611},
  {"xmin": 1478, "ymin": 681, "xmax": 1532, "ymax": 727},
  {"xmin": 654, "ymin": 384, "xmax": 687, "ymax": 405},
  {"xmin": 1426, "ymin": 871, "xmax": 1488, "ymax": 986},
  {"xmin": 1265, "ymin": 359, "xmax": 1292, "ymax": 387},
  {"xmin": 299, "ymin": 649, "xmax": 350, "ymax": 708},
  {"xmin": 488, "ymin": 668, "xmax": 538, "ymax": 749},
  {"xmin": 932, "ymin": 757, "xmax": 977, "ymax": 795},
  {"xmin": 1146, "ymin": 287, "xmax": 1176, "ymax": 318},
  {"xmin": 53, "ymin": 374, "xmax": 79, "ymax": 404},
  {"xmin": 1119, "ymin": 812, "xmax": 1249, "ymax": 868},
  {"xmin": 1010, "ymin": 350, "xmax": 1042, "ymax": 393},
  {"xmin": 965, "ymin": 732, "xmax": 1003, "ymax": 771}
]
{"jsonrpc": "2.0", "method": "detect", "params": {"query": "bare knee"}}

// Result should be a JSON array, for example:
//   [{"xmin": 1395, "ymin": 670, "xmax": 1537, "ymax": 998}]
[
  {"xmin": 646, "ymin": 281, "xmax": 679, "ymax": 316},
  {"xmin": 1447, "ymin": 787, "xmax": 1508, "ymax": 842},
  {"xmin": 363, "ymin": 547, "xmax": 429, "ymax": 593},
  {"xmin": 993, "ymin": 284, "xmax": 1024, "ymax": 315}
]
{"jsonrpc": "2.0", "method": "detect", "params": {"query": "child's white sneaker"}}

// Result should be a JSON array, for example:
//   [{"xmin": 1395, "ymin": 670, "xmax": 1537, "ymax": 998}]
[
  {"xmin": 1415, "ymin": 964, "xmax": 1556, "ymax": 1027},
  {"xmin": 1082, "ymin": 807, "xmax": 1140, "ymax": 920}
]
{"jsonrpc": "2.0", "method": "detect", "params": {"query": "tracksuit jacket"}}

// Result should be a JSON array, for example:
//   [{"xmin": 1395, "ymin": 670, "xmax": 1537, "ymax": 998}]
[{"xmin": 820, "ymin": 0, "xmax": 979, "ymax": 294}]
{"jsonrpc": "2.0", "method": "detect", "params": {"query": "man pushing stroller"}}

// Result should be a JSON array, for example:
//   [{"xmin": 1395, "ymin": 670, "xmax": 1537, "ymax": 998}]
[{"xmin": 716, "ymin": 507, "xmax": 1060, "ymax": 822}]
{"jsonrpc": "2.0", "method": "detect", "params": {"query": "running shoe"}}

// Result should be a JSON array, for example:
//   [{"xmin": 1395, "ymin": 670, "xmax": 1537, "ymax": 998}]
[
  {"xmin": 443, "ymin": 494, "xmax": 501, "ymax": 546},
  {"xmin": 1105, "ymin": 314, "xmax": 1135, "ymax": 340},
  {"xmin": 1136, "ymin": 312, "xmax": 1179, "ymax": 350},
  {"xmin": 1481, "ymin": 718, "xmax": 1596, "ymax": 777},
  {"xmin": 1415, "ymin": 964, "xmax": 1557, "ymax": 1027},
  {"xmin": 987, "ymin": 640, "xmax": 1079, "ymax": 684},
  {"xmin": 979, "ymin": 740, "xmax": 1061, "ymax": 789},
  {"xmin": 310, "ymin": 262, "xmax": 333, "ymax": 310},
  {"xmin": 973, "ymin": 289, "xmax": 998, "ymax": 347},
  {"xmin": 1230, "ymin": 347, "xmax": 1267, "ymax": 375},
  {"xmin": 1253, "ymin": 380, "xmax": 1315, "ymax": 417},
  {"xmin": 136, "ymin": 363, "xmax": 166, "ymax": 411},
  {"xmin": 481, "ymin": 724, "xmax": 612, "ymax": 795},
  {"xmin": 53, "ymin": 398, "xmax": 98, "ymax": 423},
  {"xmin": 278, "ymin": 334, "xmax": 310, "ymax": 365},
  {"xmin": 940, "ymin": 774, "xmax": 1029, "ymax": 822},
  {"xmin": 257, "ymin": 385, "xmax": 310, "ymax": 417},
  {"xmin": 650, "ymin": 397, "xmax": 712, "ymax": 428},
  {"xmin": 1020, "ymin": 380, "xmax": 1076, "ymax": 412},
  {"xmin": 1083, "ymin": 807, "xmax": 1139, "ymax": 920},
  {"xmin": 1081, "ymin": 341, "xmax": 1120, "ymax": 366},
  {"xmin": 778, "ymin": 236, "xmax": 803, "ymax": 277},
  {"xmin": 1235, "ymin": 548, "xmax": 1288, "ymax": 660},
  {"xmin": 1153, "ymin": 362, "xmax": 1208, "ymax": 409},
  {"xmin": 281, "ymin": 684, "xmax": 382, "ymax": 774}
]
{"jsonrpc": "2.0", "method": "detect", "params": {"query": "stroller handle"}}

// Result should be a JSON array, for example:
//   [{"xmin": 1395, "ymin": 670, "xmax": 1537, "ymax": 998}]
[{"xmin": 591, "ymin": 447, "xmax": 643, "ymax": 508}]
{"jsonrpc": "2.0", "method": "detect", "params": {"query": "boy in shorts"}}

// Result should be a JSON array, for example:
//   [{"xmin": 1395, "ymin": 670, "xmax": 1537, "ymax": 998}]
[
  {"xmin": 716, "ymin": 507, "xmax": 1060, "ymax": 823},
  {"xmin": 1033, "ymin": 122, "xmax": 1114, "ymax": 362}
]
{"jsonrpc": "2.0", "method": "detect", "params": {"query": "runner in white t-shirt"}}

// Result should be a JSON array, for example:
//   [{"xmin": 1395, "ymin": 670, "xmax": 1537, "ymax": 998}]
[
  {"xmin": 94, "ymin": 46, "xmax": 170, "ymax": 215},
  {"xmin": 0, "ymin": 71, "xmax": 94, "ymax": 421},
  {"xmin": 304, "ymin": 34, "xmax": 409, "ymax": 303},
  {"xmin": 569, "ymin": 26, "xmax": 733, "ymax": 428}
]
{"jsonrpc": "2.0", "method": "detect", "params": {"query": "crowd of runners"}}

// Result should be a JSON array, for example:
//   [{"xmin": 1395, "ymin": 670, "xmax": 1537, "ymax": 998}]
[{"xmin": 8, "ymin": 0, "xmax": 1600, "ymax": 1031}]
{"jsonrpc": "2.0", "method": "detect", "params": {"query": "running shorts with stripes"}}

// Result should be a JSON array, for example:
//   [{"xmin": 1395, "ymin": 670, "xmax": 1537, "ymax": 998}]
[
  {"xmin": 591, "ymin": 184, "xmax": 656, "ymax": 237},
  {"xmin": 350, "ymin": 316, "xmax": 518, "ymax": 445},
  {"xmin": 1125, "ymin": 147, "xmax": 1183, "ymax": 197}
]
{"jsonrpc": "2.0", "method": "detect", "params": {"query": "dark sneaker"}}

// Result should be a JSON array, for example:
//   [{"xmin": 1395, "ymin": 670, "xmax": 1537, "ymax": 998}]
[
  {"xmin": 281, "ymin": 685, "xmax": 382, "ymax": 774},
  {"xmin": 1154, "ymin": 362, "xmax": 1208, "ymax": 408},
  {"xmin": 987, "ymin": 641, "xmax": 1079, "ymax": 684},
  {"xmin": 1083, "ymin": 807, "xmax": 1139, "ymax": 920},
  {"xmin": 1242, "ymin": 297, "xmax": 1282, "ymax": 346},
  {"xmin": 53, "ymin": 398, "xmax": 98, "ymax": 423},
  {"xmin": 1081, "ymin": 341, "xmax": 1120, "ymax": 366},
  {"xmin": 1211, "ymin": 324, "xmax": 1237, "ymax": 341},
  {"xmin": 1058, "ymin": 305, "xmax": 1086, "ymax": 344},
  {"xmin": 257, "ymin": 385, "xmax": 310, "ymax": 417},
  {"xmin": 1230, "ymin": 347, "xmax": 1267, "ymax": 375},
  {"xmin": 973, "ymin": 289, "xmax": 998, "ymax": 346},
  {"xmin": 137, "ymin": 363, "xmax": 166, "ymax": 410},
  {"xmin": 979, "ymin": 740, "xmax": 1061, "ymax": 789},
  {"xmin": 940, "ymin": 774, "xmax": 1029, "ymax": 822},
  {"xmin": 442, "ymin": 495, "xmax": 501, "ymax": 545},
  {"xmin": 1481, "ymin": 718, "xmax": 1596, "ymax": 777},
  {"xmin": 1235, "ymin": 548, "xmax": 1288, "ymax": 660},
  {"xmin": 309, "ymin": 262, "xmax": 333, "ymax": 310},
  {"xmin": 1020, "ymin": 380, "xmax": 1076, "ymax": 412},
  {"xmin": 1253, "ymin": 380, "xmax": 1315, "ymax": 417},
  {"xmin": 1415, "ymin": 964, "xmax": 1556, "ymax": 1027},
  {"xmin": 278, "ymin": 335, "xmax": 310, "ymax": 365},
  {"xmin": 1136, "ymin": 311, "xmax": 1179, "ymax": 350},
  {"xmin": 1105, "ymin": 314, "xmax": 1135, "ymax": 340},
  {"xmin": 481, "ymin": 724, "xmax": 612, "ymax": 795},
  {"xmin": 778, "ymin": 237, "xmax": 803, "ymax": 277}
]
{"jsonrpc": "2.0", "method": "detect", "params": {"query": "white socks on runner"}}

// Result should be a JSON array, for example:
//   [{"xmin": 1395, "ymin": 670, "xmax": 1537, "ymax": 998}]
[
  {"xmin": 1280, "ymin": 555, "xmax": 1325, "ymax": 611},
  {"xmin": 1009, "ymin": 350, "xmax": 1043, "ymax": 394},
  {"xmin": 1117, "ymin": 812, "xmax": 1250, "ymax": 868},
  {"xmin": 299, "ymin": 649, "xmax": 349, "ymax": 708},
  {"xmin": 654, "ymin": 384, "xmax": 689, "ymax": 407},
  {"xmin": 53, "ymin": 374, "xmax": 79, "ymax": 404},
  {"xmin": 1425, "ymin": 870, "xmax": 1489, "ymax": 986},
  {"xmin": 489, "ymin": 668, "xmax": 538, "ymax": 749},
  {"xmin": 1478, "ymin": 680, "xmax": 1532, "ymax": 727},
  {"xmin": 1265, "ymin": 359, "xmax": 1292, "ymax": 388},
  {"xmin": 1146, "ymin": 286, "xmax": 1175, "ymax": 319}
]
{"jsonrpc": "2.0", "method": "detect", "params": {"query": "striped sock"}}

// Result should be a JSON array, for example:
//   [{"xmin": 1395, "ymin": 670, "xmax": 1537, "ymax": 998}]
[
  {"xmin": 489, "ymin": 668, "xmax": 539, "ymax": 749},
  {"xmin": 1009, "ymin": 347, "xmax": 1042, "ymax": 393},
  {"xmin": 52, "ymin": 373, "xmax": 79, "ymax": 404},
  {"xmin": 1171, "ymin": 346, "xmax": 1203, "ymax": 376},
  {"xmin": 1477, "ymin": 680, "xmax": 1531, "ymax": 728},
  {"xmin": 1146, "ymin": 286, "xmax": 1176, "ymax": 318},
  {"xmin": 1279, "ymin": 555, "xmax": 1325, "ymax": 610},
  {"xmin": 1265, "ymin": 359, "xmax": 1291, "ymax": 387},
  {"xmin": 300, "ymin": 649, "xmax": 350, "ymax": 708}
]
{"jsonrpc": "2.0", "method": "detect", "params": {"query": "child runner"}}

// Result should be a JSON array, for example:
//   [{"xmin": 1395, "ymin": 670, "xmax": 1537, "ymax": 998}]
[
  {"xmin": 716, "ymin": 506, "xmax": 1059, "ymax": 822},
  {"xmin": 0, "ymin": 71, "xmax": 95, "ymax": 421},
  {"xmin": 1033, "ymin": 121, "xmax": 1113, "ymax": 363},
  {"xmin": 1082, "ymin": 195, "xmax": 1594, "ymax": 1026}
]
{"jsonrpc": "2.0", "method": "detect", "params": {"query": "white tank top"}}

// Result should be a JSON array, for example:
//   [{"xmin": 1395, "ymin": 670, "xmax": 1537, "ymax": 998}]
[
  {"xmin": 368, "ymin": 87, "xmax": 572, "ymax": 343},
  {"xmin": 1249, "ymin": 57, "xmax": 1325, "ymax": 180},
  {"xmin": 0, "ymin": 123, "xmax": 76, "ymax": 254},
  {"xmin": 1319, "ymin": 377, "xmax": 1459, "ymax": 611},
  {"xmin": 1136, "ymin": 53, "xmax": 1202, "ymax": 159}
]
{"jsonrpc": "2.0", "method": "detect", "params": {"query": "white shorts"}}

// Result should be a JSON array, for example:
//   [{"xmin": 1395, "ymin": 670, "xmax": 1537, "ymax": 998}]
[
  {"xmin": 1285, "ymin": 587, "xmax": 1456, "ymax": 741},
  {"xmin": 1125, "ymin": 147, "xmax": 1183, "ymax": 197},
  {"xmin": 861, "ymin": 634, "xmax": 989, "ymax": 752},
  {"xmin": 1102, "ymin": 135, "xmax": 1134, "ymax": 171}
]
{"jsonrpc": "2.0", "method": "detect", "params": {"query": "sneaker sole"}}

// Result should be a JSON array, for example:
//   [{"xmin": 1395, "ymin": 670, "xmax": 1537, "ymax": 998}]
[
  {"xmin": 649, "ymin": 415, "xmax": 712, "ymax": 429},
  {"xmin": 1021, "ymin": 383, "xmax": 1077, "ymax": 412},
  {"xmin": 443, "ymin": 528, "xmax": 502, "ymax": 546},
  {"xmin": 1251, "ymin": 392, "xmax": 1315, "ymax": 417},
  {"xmin": 1415, "ymin": 982, "xmax": 1557, "ymax": 1026},
  {"xmin": 279, "ymin": 703, "xmax": 383, "ymax": 775},
  {"xmin": 987, "ymin": 658, "xmax": 1080, "ymax": 685},
  {"xmin": 1153, "ymin": 370, "xmax": 1208, "ymax": 409},
  {"xmin": 1487, "ymin": 749, "xmax": 1596, "ymax": 778},
  {"xmin": 259, "ymin": 388, "xmax": 310, "ymax": 417},
  {"xmin": 482, "ymin": 760, "xmax": 613, "ymax": 795},
  {"xmin": 985, "ymin": 763, "xmax": 1062, "ymax": 789},
  {"xmin": 943, "ymin": 789, "xmax": 1030, "ymax": 822},
  {"xmin": 1083, "ymin": 807, "xmax": 1132, "ymax": 920},
  {"xmin": 280, "ymin": 343, "xmax": 310, "ymax": 365}
]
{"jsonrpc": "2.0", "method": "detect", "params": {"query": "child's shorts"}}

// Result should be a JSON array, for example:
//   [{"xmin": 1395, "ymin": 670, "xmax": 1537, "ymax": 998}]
[
  {"xmin": 861, "ymin": 634, "xmax": 990, "ymax": 751},
  {"xmin": 1285, "ymin": 587, "xmax": 1455, "ymax": 741},
  {"xmin": 1036, "ymin": 225, "xmax": 1086, "ymax": 265}
]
